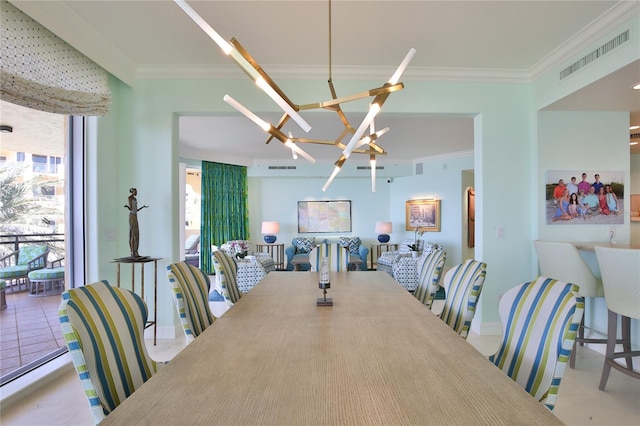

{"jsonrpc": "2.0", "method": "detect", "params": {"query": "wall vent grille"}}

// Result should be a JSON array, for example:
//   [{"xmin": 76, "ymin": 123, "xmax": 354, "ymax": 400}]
[
  {"xmin": 356, "ymin": 166, "xmax": 384, "ymax": 170},
  {"xmin": 415, "ymin": 162, "xmax": 424, "ymax": 175},
  {"xmin": 267, "ymin": 166, "xmax": 297, "ymax": 170},
  {"xmin": 560, "ymin": 30, "xmax": 629, "ymax": 80}
]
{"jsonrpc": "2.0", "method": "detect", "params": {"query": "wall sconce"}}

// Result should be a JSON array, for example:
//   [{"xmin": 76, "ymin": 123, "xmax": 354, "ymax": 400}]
[
  {"xmin": 261, "ymin": 221, "xmax": 280, "ymax": 244},
  {"xmin": 375, "ymin": 221, "xmax": 392, "ymax": 243}
]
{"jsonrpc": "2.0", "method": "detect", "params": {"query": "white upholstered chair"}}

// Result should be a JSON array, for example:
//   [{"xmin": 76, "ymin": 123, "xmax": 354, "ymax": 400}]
[
  {"xmin": 412, "ymin": 250, "xmax": 446, "ymax": 309},
  {"xmin": 489, "ymin": 277, "xmax": 584, "ymax": 411},
  {"xmin": 438, "ymin": 259, "xmax": 486, "ymax": 338},
  {"xmin": 533, "ymin": 240, "xmax": 605, "ymax": 368},
  {"xmin": 594, "ymin": 246, "xmax": 640, "ymax": 390}
]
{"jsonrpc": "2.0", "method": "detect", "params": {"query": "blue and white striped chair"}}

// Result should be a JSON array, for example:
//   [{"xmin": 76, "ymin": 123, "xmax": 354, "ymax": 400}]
[
  {"xmin": 413, "ymin": 249, "xmax": 446, "ymax": 309},
  {"xmin": 438, "ymin": 259, "xmax": 486, "ymax": 338},
  {"xmin": 489, "ymin": 277, "xmax": 584, "ymax": 411},
  {"xmin": 309, "ymin": 243, "xmax": 349, "ymax": 272},
  {"xmin": 58, "ymin": 280, "xmax": 159, "ymax": 424},
  {"xmin": 166, "ymin": 261, "xmax": 216, "ymax": 343},
  {"xmin": 212, "ymin": 250, "xmax": 242, "ymax": 308}
]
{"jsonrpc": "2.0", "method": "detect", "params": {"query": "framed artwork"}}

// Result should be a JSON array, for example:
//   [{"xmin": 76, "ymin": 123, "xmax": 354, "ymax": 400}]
[
  {"xmin": 631, "ymin": 194, "xmax": 640, "ymax": 222},
  {"xmin": 467, "ymin": 188, "xmax": 475, "ymax": 248},
  {"xmin": 298, "ymin": 200, "xmax": 351, "ymax": 233},
  {"xmin": 545, "ymin": 170, "xmax": 624, "ymax": 225},
  {"xmin": 406, "ymin": 199, "xmax": 441, "ymax": 232}
]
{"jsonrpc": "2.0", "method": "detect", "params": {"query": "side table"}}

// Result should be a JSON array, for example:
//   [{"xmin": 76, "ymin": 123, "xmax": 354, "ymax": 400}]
[
  {"xmin": 111, "ymin": 256, "xmax": 160, "ymax": 345},
  {"xmin": 255, "ymin": 243, "xmax": 285, "ymax": 270},
  {"xmin": 369, "ymin": 243, "xmax": 399, "ymax": 270}
]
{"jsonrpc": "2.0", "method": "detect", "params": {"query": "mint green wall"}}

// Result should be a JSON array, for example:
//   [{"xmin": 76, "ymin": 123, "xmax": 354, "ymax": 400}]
[
  {"xmin": 247, "ymin": 176, "xmax": 391, "ymax": 250},
  {"xmin": 86, "ymin": 44, "xmax": 635, "ymax": 337}
]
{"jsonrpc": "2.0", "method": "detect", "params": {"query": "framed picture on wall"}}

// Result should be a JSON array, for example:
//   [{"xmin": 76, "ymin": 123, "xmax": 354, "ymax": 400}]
[
  {"xmin": 545, "ymin": 170, "xmax": 624, "ymax": 225},
  {"xmin": 298, "ymin": 200, "xmax": 352, "ymax": 233},
  {"xmin": 406, "ymin": 199, "xmax": 441, "ymax": 232}
]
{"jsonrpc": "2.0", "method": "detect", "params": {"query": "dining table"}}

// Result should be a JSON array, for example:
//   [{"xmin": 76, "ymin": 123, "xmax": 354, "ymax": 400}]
[{"xmin": 102, "ymin": 271, "xmax": 563, "ymax": 425}]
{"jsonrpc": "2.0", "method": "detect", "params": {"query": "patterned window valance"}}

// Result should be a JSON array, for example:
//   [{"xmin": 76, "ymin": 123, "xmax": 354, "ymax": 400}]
[{"xmin": 0, "ymin": 0, "xmax": 111, "ymax": 116}]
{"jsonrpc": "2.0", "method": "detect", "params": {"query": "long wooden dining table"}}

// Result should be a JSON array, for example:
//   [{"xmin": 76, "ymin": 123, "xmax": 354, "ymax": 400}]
[{"xmin": 102, "ymin": 271, "xmax": 563, "ymax": 425}]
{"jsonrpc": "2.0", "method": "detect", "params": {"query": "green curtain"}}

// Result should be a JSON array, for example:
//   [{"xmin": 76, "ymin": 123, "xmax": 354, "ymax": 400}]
[{"xmin": 200, "ymin": 161, "xmax": 249, "ymax": 274}]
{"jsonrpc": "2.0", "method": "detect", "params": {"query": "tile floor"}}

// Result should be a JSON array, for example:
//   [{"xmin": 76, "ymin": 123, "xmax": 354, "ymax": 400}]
[
  {"xmin": 2, "ymin": 302, "xmax": 639, "ymax": 425},
  {"xmin": 0, "ymin": 290, "xmax": 65, "ymax": 377}
]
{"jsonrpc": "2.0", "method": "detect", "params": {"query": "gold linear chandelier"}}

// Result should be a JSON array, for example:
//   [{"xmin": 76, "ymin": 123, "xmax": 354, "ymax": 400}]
[{"xmin": 174, "ymin": 0, "xmax": 415, "ymax": 192}]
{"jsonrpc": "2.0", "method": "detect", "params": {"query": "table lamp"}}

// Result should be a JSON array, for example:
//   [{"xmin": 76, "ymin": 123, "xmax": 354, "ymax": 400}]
[
  {"xmin": 375, "ymin": 221, "xmax": 392, "ymax": 243},
  {"xmin": 261, "ymin": 221, "xmax": 280, "ymax": 244}
]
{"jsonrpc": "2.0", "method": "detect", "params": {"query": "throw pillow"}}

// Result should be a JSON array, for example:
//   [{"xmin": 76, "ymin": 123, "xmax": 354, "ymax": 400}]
[
  {"xmin": 293, "ymin": 237, "xmax": 315, "ymax": 254},
  {"xmin": 339, "ymin": 237, "xmax": 361, "ymax": 254}
]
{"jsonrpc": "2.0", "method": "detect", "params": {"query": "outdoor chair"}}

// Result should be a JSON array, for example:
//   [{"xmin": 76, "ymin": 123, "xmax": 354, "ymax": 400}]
[{"xmin": 0, "ymin": 244, "xmax": 49, "ymax": 292}]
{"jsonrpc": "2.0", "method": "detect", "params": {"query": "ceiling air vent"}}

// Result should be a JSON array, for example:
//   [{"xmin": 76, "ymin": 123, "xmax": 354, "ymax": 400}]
[
  {"xmin": 267, "ymin": 166, "xmax": 297, "ymax": 170},
  {"xmin": 356, "ymin": 166, "xmax": 384, "ymax": 170},
  {"xmin": 560, "ymin": 30, "xmax": 629, "ymax": 80}
]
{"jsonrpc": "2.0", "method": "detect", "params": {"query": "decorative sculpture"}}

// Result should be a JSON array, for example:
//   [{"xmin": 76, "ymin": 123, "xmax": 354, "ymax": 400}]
[
  {"xmin": 124, "ymin": 188, "xmax": 148, "ymax": 258},
  {"xmin": 317, "ymin": 257, "xmax": 333, "ymax": 306}
]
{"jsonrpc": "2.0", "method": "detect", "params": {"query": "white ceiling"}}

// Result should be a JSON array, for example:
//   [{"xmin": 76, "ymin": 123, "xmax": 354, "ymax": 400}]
[{"xmin": 9, "ymin": 0, "xmax": 640, "ymax": 161}]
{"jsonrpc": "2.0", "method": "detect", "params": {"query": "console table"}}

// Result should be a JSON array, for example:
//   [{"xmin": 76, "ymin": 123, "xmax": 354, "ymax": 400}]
[
  {"xmin": 369, "ymin": 243, "xmax": 398, "ymax": 270},
  {"xmin": 111, "ymin": 256, "xmax": 160, "ymax": 345},
  {"xmin": 255, "ymin": 243, "xmax": 285, "ymax": 270}
]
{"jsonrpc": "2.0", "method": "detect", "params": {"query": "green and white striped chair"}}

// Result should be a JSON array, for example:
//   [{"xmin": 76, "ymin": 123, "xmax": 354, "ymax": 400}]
[
  {"xmin": 438, "ymin": 259, "xmax": 486, "ymax": 338},
  {"xmin": 59, "ymin": 280, "xmax": 159, "ymax": 424},
  {"xmin": 212, "ymin": 250, "xmax": 241, "ymax": 308},
  {"xmin": 489, "ymin": 277, "xmax": 584, "ymax": 411},
  {"xmin": 166, "ymin": 261, "xmax": 216, "ymax": 343},
  {"xmin": 413, "ymin": 249, "xmax": 446, "ymax": 309}
]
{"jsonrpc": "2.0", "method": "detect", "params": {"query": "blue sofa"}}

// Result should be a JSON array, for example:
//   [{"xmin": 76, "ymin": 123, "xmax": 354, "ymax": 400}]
[{"xmin": 285, "ymin": 237, "xmax": 369, "ymax": 271}]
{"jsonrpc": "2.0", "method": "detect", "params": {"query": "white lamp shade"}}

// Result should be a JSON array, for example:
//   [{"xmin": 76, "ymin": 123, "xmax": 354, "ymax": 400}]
[
  {"xmin": 375, "ymin": 221, "xmax": 392, "ymax": 234},
  {"xmin": 261, "ymin": 221, "xmax": 280, "ymax": 235}
]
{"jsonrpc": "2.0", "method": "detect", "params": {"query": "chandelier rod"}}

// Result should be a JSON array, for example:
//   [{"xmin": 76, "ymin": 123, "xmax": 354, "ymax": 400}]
[{"xmin": 328, "ymin": 0, "xmax": 332, "ymax": 82}]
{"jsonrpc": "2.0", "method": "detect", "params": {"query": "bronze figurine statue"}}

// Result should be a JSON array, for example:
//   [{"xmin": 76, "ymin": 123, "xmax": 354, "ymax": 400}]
[{"xmin": 124, "ymin": 188, "xmax": 148, "ymax": 258}]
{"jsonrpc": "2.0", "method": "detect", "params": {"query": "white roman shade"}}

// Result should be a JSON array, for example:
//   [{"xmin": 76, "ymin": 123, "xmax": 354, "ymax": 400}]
[{"xmin": 0, "ymin": 0, "xmax": 111, "ymax": 116}]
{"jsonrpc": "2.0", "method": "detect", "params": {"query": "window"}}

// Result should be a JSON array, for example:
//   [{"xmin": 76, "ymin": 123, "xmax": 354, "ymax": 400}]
[{"xmin": 32, "ymin": 154, "xmax": 47, "ymax": 172}]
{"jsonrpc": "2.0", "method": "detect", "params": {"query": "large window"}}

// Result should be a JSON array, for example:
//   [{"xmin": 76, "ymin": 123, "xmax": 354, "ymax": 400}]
[{"xmin": 0, "ymin": 100, "xmax": 84, "ymax": 385}]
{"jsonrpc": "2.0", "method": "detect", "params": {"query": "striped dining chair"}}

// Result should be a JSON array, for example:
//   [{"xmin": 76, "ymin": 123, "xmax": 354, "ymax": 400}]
[
  {"xmin": 58, "ymin": 280, "xmax": 159, "ymax": 424},
  {"xmin": 489, "ymin": 277, "xmax": 584, "ymax": 411},
  {"xmin": 212, "ymin": 250, "xmax": 241, "ymax": 308},
  {"xmin": 166, "ymin": 261, "xmax": 216, "ymax": 343},
  {"xmin": 438, "ymin": 259, "xmax": 486, "ymax": 338},
  {"xmin": 413, "ymin": 249, "xmax": 446, "ymax": 309}
]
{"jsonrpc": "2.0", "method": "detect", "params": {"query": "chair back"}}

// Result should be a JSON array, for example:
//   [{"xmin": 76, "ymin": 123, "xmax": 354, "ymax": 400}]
[
  {"xmin": 58, "ymin": 280, "xmax": 157, "ymax": 424},
  {"xmin": 413, "ymin": 250, "xmax": 446, "ymax": 308},
  {"xmin": 489, "ymin": 277, "xmax": 584, "ymax": 411},
  {"xmin": 595, "ymin": 246, "xmax": 640, "ymax": 319},
  {"xmin": 17, "ymin": 244, "xmax": 48, "ymax": 266},
  {"xmin": 328, "ymin": 243, "xmax": 349, "ymax": 271},
  {"xmin": 533, "ymin": 240, "xmax": 603, "ymax": 298},
  {"xmin": 308, "ymin": 244, "xmax": 325, "ymax": 272},
  {"xmin": 212, "ymin": 250, "xmax": 241, "ymax": 307},
  {"xmin": 166, "ymin": 261, "xmax": 216, "ymax": 342},
  {"xmin": 439, "ymin": 259, "xmax": 486, "ymax": 338},
  {"xmin": 184, "ymin": 234, "xmax": 200, "ymax": 254}
]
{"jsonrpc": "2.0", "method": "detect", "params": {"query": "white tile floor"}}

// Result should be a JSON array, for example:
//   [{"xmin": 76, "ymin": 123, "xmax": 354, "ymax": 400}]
[{"xmin": 2, "ymin": 306, "xmax": 639, "ymax": 426}]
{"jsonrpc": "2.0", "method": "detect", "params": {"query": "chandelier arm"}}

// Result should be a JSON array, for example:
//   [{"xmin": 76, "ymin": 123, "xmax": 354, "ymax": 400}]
[
  {"xmin": 370, "ymin": 154, "xmax": 377, "ymax": 192},
  {"xmin": 265, "ymin": 113, "xmax": 291, "ymax": 144}
]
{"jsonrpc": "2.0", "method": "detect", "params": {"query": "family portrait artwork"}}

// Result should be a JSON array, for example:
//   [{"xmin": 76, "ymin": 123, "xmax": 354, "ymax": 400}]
[{"xmin": 545, "ymin": 170, "xmax": 624, "ymax": 225}]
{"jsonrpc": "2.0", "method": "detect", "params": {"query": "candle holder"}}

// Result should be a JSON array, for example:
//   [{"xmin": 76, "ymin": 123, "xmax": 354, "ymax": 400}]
[{"xmin": 317, "ymin": 257, "xmax": 333, "ymax": 306}]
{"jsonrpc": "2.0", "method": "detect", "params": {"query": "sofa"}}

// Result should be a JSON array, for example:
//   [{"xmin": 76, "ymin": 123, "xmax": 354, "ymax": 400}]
[
  {"xmin": 377, "ymin": 239, "xmax": 442, "ymax": 291},
  {"xmin": 285, "ymin": 237, "xmax": 369, "ymax": 271}
]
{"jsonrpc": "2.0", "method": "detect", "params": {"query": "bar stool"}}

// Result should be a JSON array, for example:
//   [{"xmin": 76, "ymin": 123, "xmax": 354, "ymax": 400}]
[
  {"xmin": 533, "ymin": 240, "xmax": 605, "ymax": 368},
  {"xmin": 594, "ymin": 246, "xmax": 640, "ymax": 390}
]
